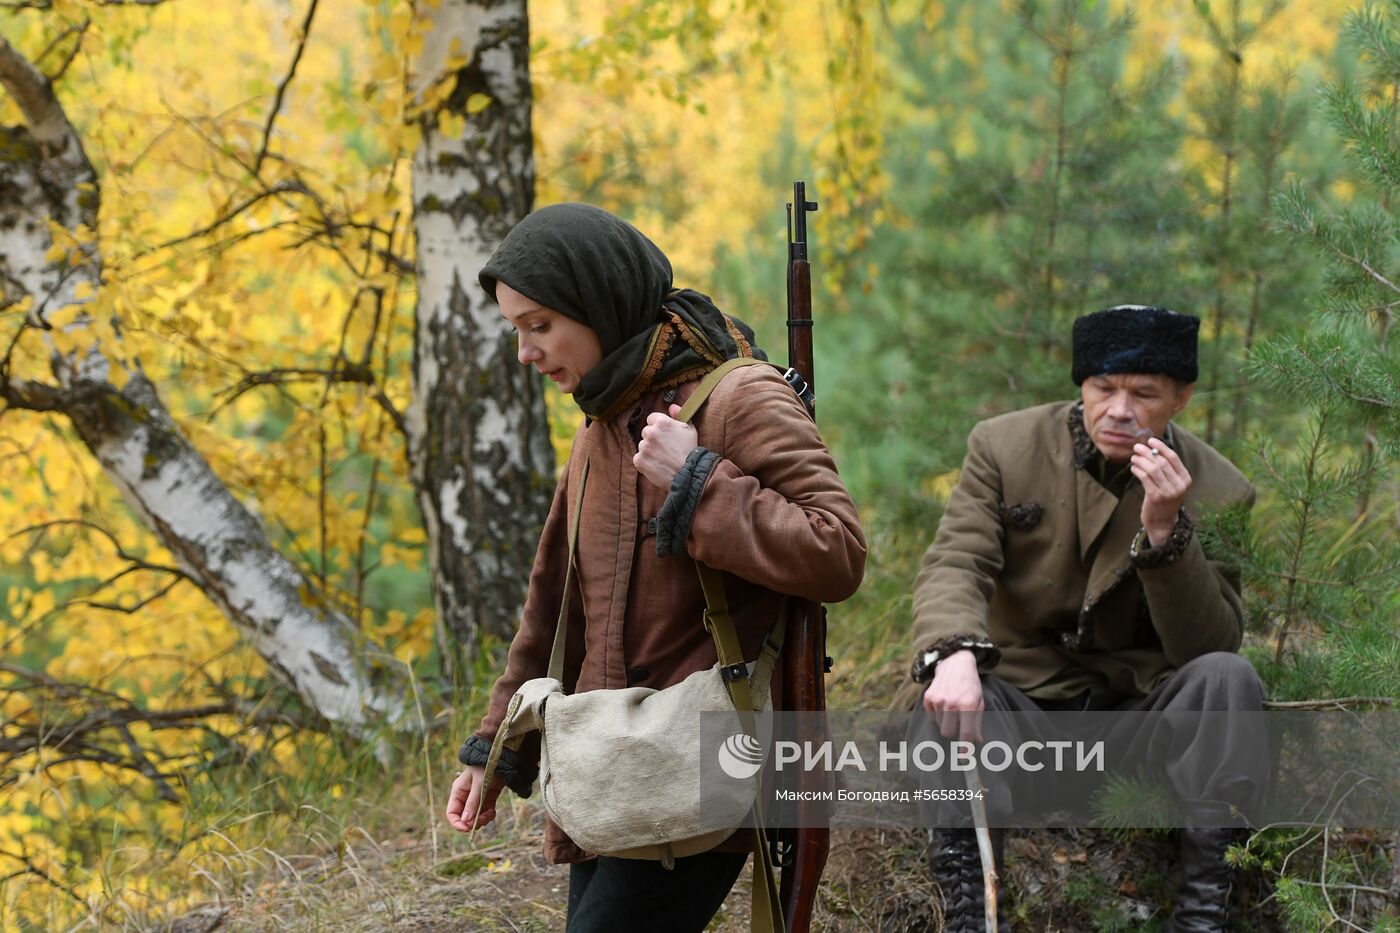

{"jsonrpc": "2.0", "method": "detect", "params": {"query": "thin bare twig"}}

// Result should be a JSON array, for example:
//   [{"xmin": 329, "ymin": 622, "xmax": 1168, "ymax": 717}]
[
  {"xmin": 35, "ymin": 18, "xmax": 87, "ymax": 67},
  {"xmin": 3, "ymin": 518, "xmax": 190, "ymax": 581},
  {"xmin": 1263, "ymin": 696, "xmax": 1398, "ymax": 710},
  {"xmin": 254, "ymin": 0, "xmax": 320, "ymax": 177},
  {"xmin": 0, "ymin": 849, "xmax": 89, "ymax": 908},
  {"xmin": 46, "ymin": 25, "xmax": 88, "ymax": 82},
  {"xmin": 0, "ymin": 0, "xmax": 175, "ymax": 7},
  {"xmin": 71, "ymin": 575, "xmax": 186, "ymax": 615},
  {"xmin": 132, "ymin": 180, "xmax": 309, "ymax": 259},
  {"xmin": 207, "ymin": 363, "xmax": 404, "ymax": 435}
]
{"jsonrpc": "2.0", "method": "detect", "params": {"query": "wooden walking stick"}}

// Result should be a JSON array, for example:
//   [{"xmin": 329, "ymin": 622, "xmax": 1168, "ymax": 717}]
[{"xmin": 965, "ymin": 763, "xmax": 1000, "ymax": 933}]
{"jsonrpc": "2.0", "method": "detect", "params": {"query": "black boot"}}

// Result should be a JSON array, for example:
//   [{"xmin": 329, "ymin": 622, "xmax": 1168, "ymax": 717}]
[
  {"xmin": 927, "ymin": 828, "xmax": 1011, "ymax": 932},
  {"xmin": 1167, "ymin": 827, "xmax": 1243, "ymax": 933}
]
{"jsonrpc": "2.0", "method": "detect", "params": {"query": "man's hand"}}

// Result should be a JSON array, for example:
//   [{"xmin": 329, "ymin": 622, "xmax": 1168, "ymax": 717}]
[
  {"xmin": 633, "ymin": 403, "xmax": 699, "ymax": 490},
  {"xmin": 445, "ymin": 765, "xmax": 505, "ymax": 833},
  {"xmin": 921, "ymin": 649, "xmax": 984, "ymax": 742},
  {"xmin": 1131, "ymin": 436, "xmax": 1191, "ymax": 546}
]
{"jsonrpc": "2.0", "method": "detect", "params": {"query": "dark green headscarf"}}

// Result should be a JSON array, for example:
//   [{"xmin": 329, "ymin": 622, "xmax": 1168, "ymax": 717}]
[{"xmin": 480, "ymin": 203, "xmax": 765, "ymax": 422}]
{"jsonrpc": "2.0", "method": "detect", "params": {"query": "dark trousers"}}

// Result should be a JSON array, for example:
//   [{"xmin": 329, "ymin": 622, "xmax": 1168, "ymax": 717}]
[
  {"xmin": 565, "ymin": 850, "xmax": 748, "ymax": 933},
  {"xmin": 910, "ymin": 651, "xmax": 1268, "ymax": 827}
]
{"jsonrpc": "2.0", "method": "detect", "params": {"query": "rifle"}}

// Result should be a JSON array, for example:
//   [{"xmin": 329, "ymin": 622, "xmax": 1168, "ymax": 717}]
[{"xmin": 776, "ymin": 181, "xmax": 830, "ymax": 933}]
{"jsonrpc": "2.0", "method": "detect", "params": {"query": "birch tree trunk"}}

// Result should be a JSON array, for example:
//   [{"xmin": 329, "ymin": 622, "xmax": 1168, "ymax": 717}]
[
  {"xmin": 0, "ymin": 38, "xmax": 417, "ymax": 736},
  {"xmin": 408, "ymin": 0, "xmax": 554, "ymax": 682}
]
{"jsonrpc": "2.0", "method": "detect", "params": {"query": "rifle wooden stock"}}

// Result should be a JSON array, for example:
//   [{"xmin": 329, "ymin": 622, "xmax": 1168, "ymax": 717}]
[
  {"xmin": 779, "ymin": 600, "xmax": 830, "ymax": 931},
  {"xmin": 779, "ymin": 183, "xmax": 827, "ymax": 933}
]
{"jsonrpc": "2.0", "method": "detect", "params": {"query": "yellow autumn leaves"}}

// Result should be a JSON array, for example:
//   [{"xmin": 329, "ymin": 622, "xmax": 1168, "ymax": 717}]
[{"xmin": 0, "ymin": 0, "xmax": 1367, "ymax": 924}]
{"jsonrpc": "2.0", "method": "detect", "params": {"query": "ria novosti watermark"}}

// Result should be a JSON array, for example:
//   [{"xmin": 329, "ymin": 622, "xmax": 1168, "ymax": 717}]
[
  {"xmin": 765, "ymin": 737, "xmax": 1106, "ymax": 775},
  {"xmin": 700, "ymin": 710, "xmax": 1400, "ymax": 830}
]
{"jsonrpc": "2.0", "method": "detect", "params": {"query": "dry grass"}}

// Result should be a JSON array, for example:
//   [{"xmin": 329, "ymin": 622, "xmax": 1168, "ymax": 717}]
[
  {"xmin": 135, "ymin": 646, "xmax": 1384, "ymax": 931},
  {"xmin": 162, "ymin": 799, "xmax": 568, "ymax": 932}
]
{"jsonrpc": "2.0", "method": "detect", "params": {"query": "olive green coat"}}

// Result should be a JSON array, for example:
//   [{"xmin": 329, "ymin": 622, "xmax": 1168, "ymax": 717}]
[{"xmin": 894, "ymin": 401, "xmax": 1254, "ymax": 711}]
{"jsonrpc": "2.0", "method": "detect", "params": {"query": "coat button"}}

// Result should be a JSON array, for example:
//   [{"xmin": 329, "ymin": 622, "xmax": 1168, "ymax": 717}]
[
  {"xmin": 626, "ymin": 665, "xmax": 649, "ymax": 685},
  {"xmin": 662, "ymin": 388, "xmax": 677, "ymax": 403}
]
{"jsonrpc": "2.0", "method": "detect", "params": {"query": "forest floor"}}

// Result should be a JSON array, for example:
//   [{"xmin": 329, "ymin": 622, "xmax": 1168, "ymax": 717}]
[
  {"xmin": 157, "ymin": 664, "xmax": 1306, "ymax": 931},
  {"xmin": 164, "ymin": 807, "xmax": 1294, "ymax": 932}
]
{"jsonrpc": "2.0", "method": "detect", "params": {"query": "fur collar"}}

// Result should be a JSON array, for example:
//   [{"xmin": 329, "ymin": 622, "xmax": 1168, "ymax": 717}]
[{"xmin": 1068, "ymin": 403, "xmax": 1098, "ymax": 470}]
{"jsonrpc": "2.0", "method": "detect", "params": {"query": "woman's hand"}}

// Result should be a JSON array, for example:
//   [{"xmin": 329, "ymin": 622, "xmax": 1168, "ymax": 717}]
[
  {"xmin": 445, "ymin": 765, "xmax": 505, "ymax": 833},
  {"xmin": 634, "ymin": 403, "xmax": 699, "ymax": 490}
]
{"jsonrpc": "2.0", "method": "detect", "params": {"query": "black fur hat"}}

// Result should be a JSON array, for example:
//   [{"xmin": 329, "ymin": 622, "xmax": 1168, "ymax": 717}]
[{"xmin": 1071, "ymin": 305, "xmax": 1200, "ymax": 385}]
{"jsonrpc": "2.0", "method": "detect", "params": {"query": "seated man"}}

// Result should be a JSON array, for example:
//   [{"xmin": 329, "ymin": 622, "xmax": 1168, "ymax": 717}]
[{"xmin": 894, "ymin": 305, "xmax": 1264, "ymax": 933}]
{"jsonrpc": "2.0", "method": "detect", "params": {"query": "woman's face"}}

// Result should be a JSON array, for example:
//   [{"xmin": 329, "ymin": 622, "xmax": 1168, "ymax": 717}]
[{"xmin": 497, "ymin": 281, "xmax": 603, "ymax": 395}]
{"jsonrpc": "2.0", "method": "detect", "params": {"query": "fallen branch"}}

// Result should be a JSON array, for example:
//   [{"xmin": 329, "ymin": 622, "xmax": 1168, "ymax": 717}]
[{"xmin": 1263, "ymin": 697, "xmax": 1398, "ymax": 710}]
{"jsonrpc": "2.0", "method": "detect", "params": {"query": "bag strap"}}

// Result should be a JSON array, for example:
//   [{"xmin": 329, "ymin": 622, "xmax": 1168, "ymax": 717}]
[
  {"xmin": 750, "ymin": 804, "xmax": 785, "ymax": 933},
  {"xmin": 674, "ymin": 356, "xmax": 776, "ymax": 421},
  {"xmin": 546, "ymin": 459, "xmax": 590, "ymax": 683},
  {"xmin": 475, "ymin": 460, "xmax": 589, "ymax": 832},
  {"xmin": 697, "ymin": 561, "xmax": 785, "ymax": 738},
  {"xmin": 676, "ymin": 357, "xmax": 788, "ymax": 933}
]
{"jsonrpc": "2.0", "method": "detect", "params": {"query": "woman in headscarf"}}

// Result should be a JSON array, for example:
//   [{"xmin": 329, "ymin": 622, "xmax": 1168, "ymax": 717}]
[{"xmin": 443, "ymin": 204, "xmax": 866, "ymax": 932}]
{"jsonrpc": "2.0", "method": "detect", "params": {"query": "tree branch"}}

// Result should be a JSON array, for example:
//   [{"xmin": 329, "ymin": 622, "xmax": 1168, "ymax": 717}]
[
  {"xmin": 1, "ymin": 518, "xmax": 195, "ymax": 650},
  {"xmin": 46, "ymin": 21, "xmax": 90, "ymax": 83},
  {"xmin": 0, "ymin": 660, "xmax": 328, "ymax": 803},
  {"xmin": 35, "ymin": 18, "xmax": 88, "ymax": 71},
  {"xmin": 1, "ymin": 376, "xmax": 68, "ymax": 413},
  {"xmin": 132, "ymin": 180, "xmax": 309, "ymax": 259},
  {"xmin": 1263, "ymin": 696, "xmax": 1398, "ymax": 710},
  {"xmin": 0, "ymin": 0, "xmax": 176, "ymax": 6},
  {"xmin": 70, "ymin": 574, "xmax": 187, "ymax": 615},
  {"xmin": 208, "ymin": 363, "xmax": 405, "ymax": 435},
  {"xmin": 3, "ymin": 518, "xmax": 190, "ymax": 582},
  {"xmin": 1, "ymin": 378, "xmax": 134, "ymax": 424},
  {"xmin": 254, "ymin": 0, "xmax": 320, "ymax": 177},
  {"xmin": 0, "ymin": 850, "xmax": 88, "ymax": 909},
  {"xmin": 0, "ymin": 34, "xmax": 74, "ymax": 147}
]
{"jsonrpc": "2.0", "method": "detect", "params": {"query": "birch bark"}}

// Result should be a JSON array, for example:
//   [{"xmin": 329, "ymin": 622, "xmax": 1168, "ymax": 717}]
[
  {"xmin": 0, "ymin": 37, "xmax": 417, "ymax": 736},
  {"xmin": 407, "ymin": 0, "xmax": 554, "ymax": 681}
]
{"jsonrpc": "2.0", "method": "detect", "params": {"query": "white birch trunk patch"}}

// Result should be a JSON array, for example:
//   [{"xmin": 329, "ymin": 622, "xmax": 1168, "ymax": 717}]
[{"xmin": 408, "ymin": 0, "xmax": 554, "ymax": 680}]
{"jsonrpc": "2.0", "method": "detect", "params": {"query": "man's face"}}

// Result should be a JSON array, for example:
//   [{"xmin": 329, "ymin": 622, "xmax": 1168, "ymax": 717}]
[{"xmin": 1080, "ymin": 373, "xmax": 1194, "ymax": 463}]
